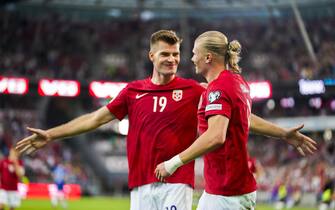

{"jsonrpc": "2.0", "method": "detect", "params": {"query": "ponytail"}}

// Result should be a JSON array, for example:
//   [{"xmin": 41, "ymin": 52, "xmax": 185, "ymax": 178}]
[{"xmin": 227, "ymin": 40, "xmax": 242, "ymax": 74}]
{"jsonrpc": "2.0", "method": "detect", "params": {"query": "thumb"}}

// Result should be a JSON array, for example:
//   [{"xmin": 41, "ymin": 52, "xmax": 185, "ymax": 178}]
[
  {"xmin": 288, "ymin": 124, "xmax": 304, "ymax": 133},
  {"xmin": 27, "ymin": 127, "xmax": 46, "ymax": 137}
]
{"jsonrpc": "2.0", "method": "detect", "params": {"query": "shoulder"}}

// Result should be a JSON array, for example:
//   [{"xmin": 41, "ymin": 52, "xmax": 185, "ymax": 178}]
[
  {"xmin": 127, "ymin": 79, "xmax": 147, "ymax": 88},
  {"xmin": 175, "ymin": 77, "xmax": 205, "ymax": 93},
  {"xmin": 176, "ymin": 77, "xmax": 199, "ymax": 86}
]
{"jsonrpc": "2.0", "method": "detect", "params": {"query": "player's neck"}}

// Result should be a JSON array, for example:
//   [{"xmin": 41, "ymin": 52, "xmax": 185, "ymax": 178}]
[
  {"xmin": 151, "ymin": 72, "xmax": 175, "ymax": 85},
  {"xmin": 205, "ymin": 64, "xmax": 225, "ymax": 83}
]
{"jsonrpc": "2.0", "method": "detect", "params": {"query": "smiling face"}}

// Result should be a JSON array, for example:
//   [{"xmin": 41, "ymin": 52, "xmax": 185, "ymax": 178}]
[{"xmin": 149, "ymin": 40, "xmax": 180, "ymax": 77}]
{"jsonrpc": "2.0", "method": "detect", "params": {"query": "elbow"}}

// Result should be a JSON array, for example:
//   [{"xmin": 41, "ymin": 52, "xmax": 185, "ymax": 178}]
[{"xmin": 210, "ymin": 133, "xmax": 226, "ymax": 147}]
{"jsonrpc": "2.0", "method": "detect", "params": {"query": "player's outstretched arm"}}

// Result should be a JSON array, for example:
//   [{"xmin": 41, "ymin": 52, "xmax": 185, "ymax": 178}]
[
  {"xmin": 155, "ymin": 115, "xmax": 229, "ymax": 181},
  {"xmin": 16, "ymin": 106, "xmax": 115, "ymax": 155},
  {"xmin": 249, "ymin": 114, "xmax": 317, "ymax": 156}
]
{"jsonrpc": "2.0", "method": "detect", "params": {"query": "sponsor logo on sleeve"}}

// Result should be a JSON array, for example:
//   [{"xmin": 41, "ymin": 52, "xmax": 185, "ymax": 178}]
[
  {"xmin": 172, "ymin": 90, "xmax": 183, "ymax": 101},
  {"xmin": 208, "ymin": 91, "xmax": 221, "ymax": 103},
  {"xmin": 205, "ymin": 104, "xmax": 222, "ymax": 111}
]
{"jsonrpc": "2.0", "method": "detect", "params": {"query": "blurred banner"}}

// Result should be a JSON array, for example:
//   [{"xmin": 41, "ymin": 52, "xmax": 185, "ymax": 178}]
[{"xmin": 18, "ymin": 183, "xmax": 81, "ymax": 200}]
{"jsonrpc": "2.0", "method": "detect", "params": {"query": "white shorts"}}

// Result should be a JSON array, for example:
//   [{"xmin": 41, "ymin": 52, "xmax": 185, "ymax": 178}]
[
  {"xmin": 0, "ymin": 189, "xmax": 22, "ymax": 208},
  {"xmin": 130, "ymin": 182, "xmax": 193, "ymax": 210},
  {"xmin": 197, "ymin": 190, "xmax": 256, "ymax": 210}
]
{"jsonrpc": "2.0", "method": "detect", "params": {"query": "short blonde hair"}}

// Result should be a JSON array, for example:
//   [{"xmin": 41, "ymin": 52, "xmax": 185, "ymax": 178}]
[{"xmin": 196, "ymin": 31, "xmax": 242, "ymax": 73}]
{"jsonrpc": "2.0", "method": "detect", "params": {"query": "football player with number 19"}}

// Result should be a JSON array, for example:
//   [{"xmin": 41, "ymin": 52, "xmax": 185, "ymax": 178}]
[{"xmin": 16, "ymin": 30, "xmax": 205, "ymax": 210}]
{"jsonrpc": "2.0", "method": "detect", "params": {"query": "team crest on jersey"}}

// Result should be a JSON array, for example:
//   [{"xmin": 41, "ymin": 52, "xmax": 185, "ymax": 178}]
[
  {"xmin": 172, "ymin": 90, "xmax": 183, "ymax": 101},
  {"xmin": 208, "ymin": 91, "xmax": 221, "ymax": 103}
]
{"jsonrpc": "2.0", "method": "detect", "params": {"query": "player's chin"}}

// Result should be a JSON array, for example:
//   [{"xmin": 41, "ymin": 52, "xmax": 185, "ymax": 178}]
[{"xmin": 164, "ymin": 67, "xmax": 177, "ymax": 74}]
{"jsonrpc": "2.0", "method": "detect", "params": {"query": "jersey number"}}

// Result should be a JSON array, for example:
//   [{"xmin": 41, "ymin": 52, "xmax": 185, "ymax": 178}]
[
  {"xmin": 153, "ymin": 96, "xmax": 167, "ymax": 112},
  {"xmin": 165, "ymin": 205, "xmax": 177, "ymax": 210}
]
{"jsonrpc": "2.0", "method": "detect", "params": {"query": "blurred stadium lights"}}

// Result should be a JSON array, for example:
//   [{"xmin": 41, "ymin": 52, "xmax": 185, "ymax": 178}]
[
  {"xmin": 38, "ymin": 79, "xmax": 80, "ymax": 97},
  {"xmin": 107, "ymin": 8, "xmax": 122, "ymax": 17},
  {"xmin": 324, "ymin": 78, "xmax": 335, "ymax": 86},
  {"xmin": 280, "ymin": 97, "xmax": 295, "ymax": 108},
  {"xmin": 249, "ymin": 81, "xmax": 272, "ymax": 99},
  {"xmin": 0, "ymin": 76, "xmax": 29, "ymax": 95},
  {"xmin": 298, "ymin": 79, "xmax": 325, "ymax": 95},
  {"xmin": 308, "ymin": 97, "xmax": 322, "ymax": 109},
  {"xmin": 140, "ymin": 10, "xmax": 155, "ymax": 21},
  {"xmin": 89, "ymin": 81, "xmax": 127, "ymax": 98},
  {"xmin": 330, "ymin": 99, "xmax": 335, "ymax": 111},
  {"xmin": 266, "ymin": 99, "xmax": 275, "ymax": 110}
]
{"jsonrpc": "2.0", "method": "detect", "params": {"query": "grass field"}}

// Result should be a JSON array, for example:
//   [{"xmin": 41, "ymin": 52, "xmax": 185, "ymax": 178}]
[{"xmin": 14, "ymin": 197, "xmax": 318, "ymax": 210}]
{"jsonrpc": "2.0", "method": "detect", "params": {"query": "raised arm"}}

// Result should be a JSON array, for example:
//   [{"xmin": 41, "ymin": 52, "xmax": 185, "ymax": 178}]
[
  {"xmin": 250, "ymin": 113, "xmax": 317, "ymax": 156},
  {"xmin": 16, "ymin": 106, "xmax": 115, "ymax": 155}
]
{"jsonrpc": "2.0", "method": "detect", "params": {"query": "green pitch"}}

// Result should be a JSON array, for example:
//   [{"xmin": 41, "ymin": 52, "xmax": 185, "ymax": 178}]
[{"xmin": 15, "ymin": 197, "xmax": 316, "ymax": 210}]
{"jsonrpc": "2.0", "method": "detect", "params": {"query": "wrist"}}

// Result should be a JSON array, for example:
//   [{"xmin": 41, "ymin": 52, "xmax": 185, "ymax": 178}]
[
  {"xmin": 282, "ymin": 128, "xmax": 289, "ymax": 140},
  {"xmin": 45, "ymin": 130, "xmax": 53, "ymax": 142},
  {"xmin": 164, "ymin": 155, "xmax": 183, "ymax": 175}
]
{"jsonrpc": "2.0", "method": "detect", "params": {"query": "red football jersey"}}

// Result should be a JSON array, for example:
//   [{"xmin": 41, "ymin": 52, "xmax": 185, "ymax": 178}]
[
  {"xmin": 0, "ymin": 158, "xmax": 23, "ymax": 190},
  {"xmin": 198, "ymin": 70, "xmax": 257, "ymax": 196},
  {"xmin": 106, "ymin": 77, "xmax": 204, "ymax": 189},
  {"xmin": 248, "ymin": 156, "xmax": 257, "ymax": 174}
]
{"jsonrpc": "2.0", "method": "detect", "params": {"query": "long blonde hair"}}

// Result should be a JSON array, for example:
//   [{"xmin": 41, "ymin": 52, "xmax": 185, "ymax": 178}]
[{"xmin": 196, "ymin": 31, "xmax": 242, "ymax": 73}]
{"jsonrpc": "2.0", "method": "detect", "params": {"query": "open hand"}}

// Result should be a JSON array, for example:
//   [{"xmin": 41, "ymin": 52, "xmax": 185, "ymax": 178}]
[
  {"xmin": 283, "ymin": 124, "xmax": 317, "ymax": 156},
  {"xmin": 15, "ymin": 127, "xmax": 51, "ymax": 155}
]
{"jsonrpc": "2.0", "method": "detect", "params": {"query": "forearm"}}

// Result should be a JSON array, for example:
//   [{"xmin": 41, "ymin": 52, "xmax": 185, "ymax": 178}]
[
  {"xmin": 45, "ymin": 106, "xmax": 115, "ymax": 141},
  {"xmin": 163, "ymin": 131, "xmax": 224, "ymax": 175},
  {"xmin": 179, "ymin": 131, "xmax": 223, "ymax": 164},
  {"xmin": 162, "ymin": 115, "xmax": 229, "ymax": 175},
  {"xmin": 250, "ymin": 114, "xmax": 286, "ymax": 139},
  {"xmin": 47, "ymin": 112, "xmax": 105, "ymax": 141}
]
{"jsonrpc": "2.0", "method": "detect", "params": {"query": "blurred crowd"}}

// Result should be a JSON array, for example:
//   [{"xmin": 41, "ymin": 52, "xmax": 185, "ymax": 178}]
[
  {"xmin": 1, "ymin": 10, "xmax": 335, "ymax": 82},
  {"xmin": 0, "ymin": 107, "xmax": 92, "ymax": 193},
  {"xmin": 248, "ymin": 134, "xmax": 335, "ymax": 208}
]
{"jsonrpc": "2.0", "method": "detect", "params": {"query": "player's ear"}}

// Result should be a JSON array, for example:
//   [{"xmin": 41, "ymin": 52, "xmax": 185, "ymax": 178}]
[
  {"xmin": 148, "ymin": 51, "xmax": 154, "ymax": 62},
  {"xmin": 205, "ymin": 53, "xmax": 212, "ymax": 64}
]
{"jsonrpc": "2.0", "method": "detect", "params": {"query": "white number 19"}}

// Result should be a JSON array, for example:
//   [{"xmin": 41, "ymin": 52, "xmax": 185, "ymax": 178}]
[{"xmin": 153, "ymin": 96, "xmax": 167, "ymax": 112}]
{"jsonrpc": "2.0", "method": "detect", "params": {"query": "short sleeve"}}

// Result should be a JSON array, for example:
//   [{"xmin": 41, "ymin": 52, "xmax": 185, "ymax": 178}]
[
  {"xmin": 106, "ymin": 86, "xmax": 129, "ymax": 120},
  {"xmin": 205, "ymin": 87, "xmax": 232, "ymax": 119}
]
